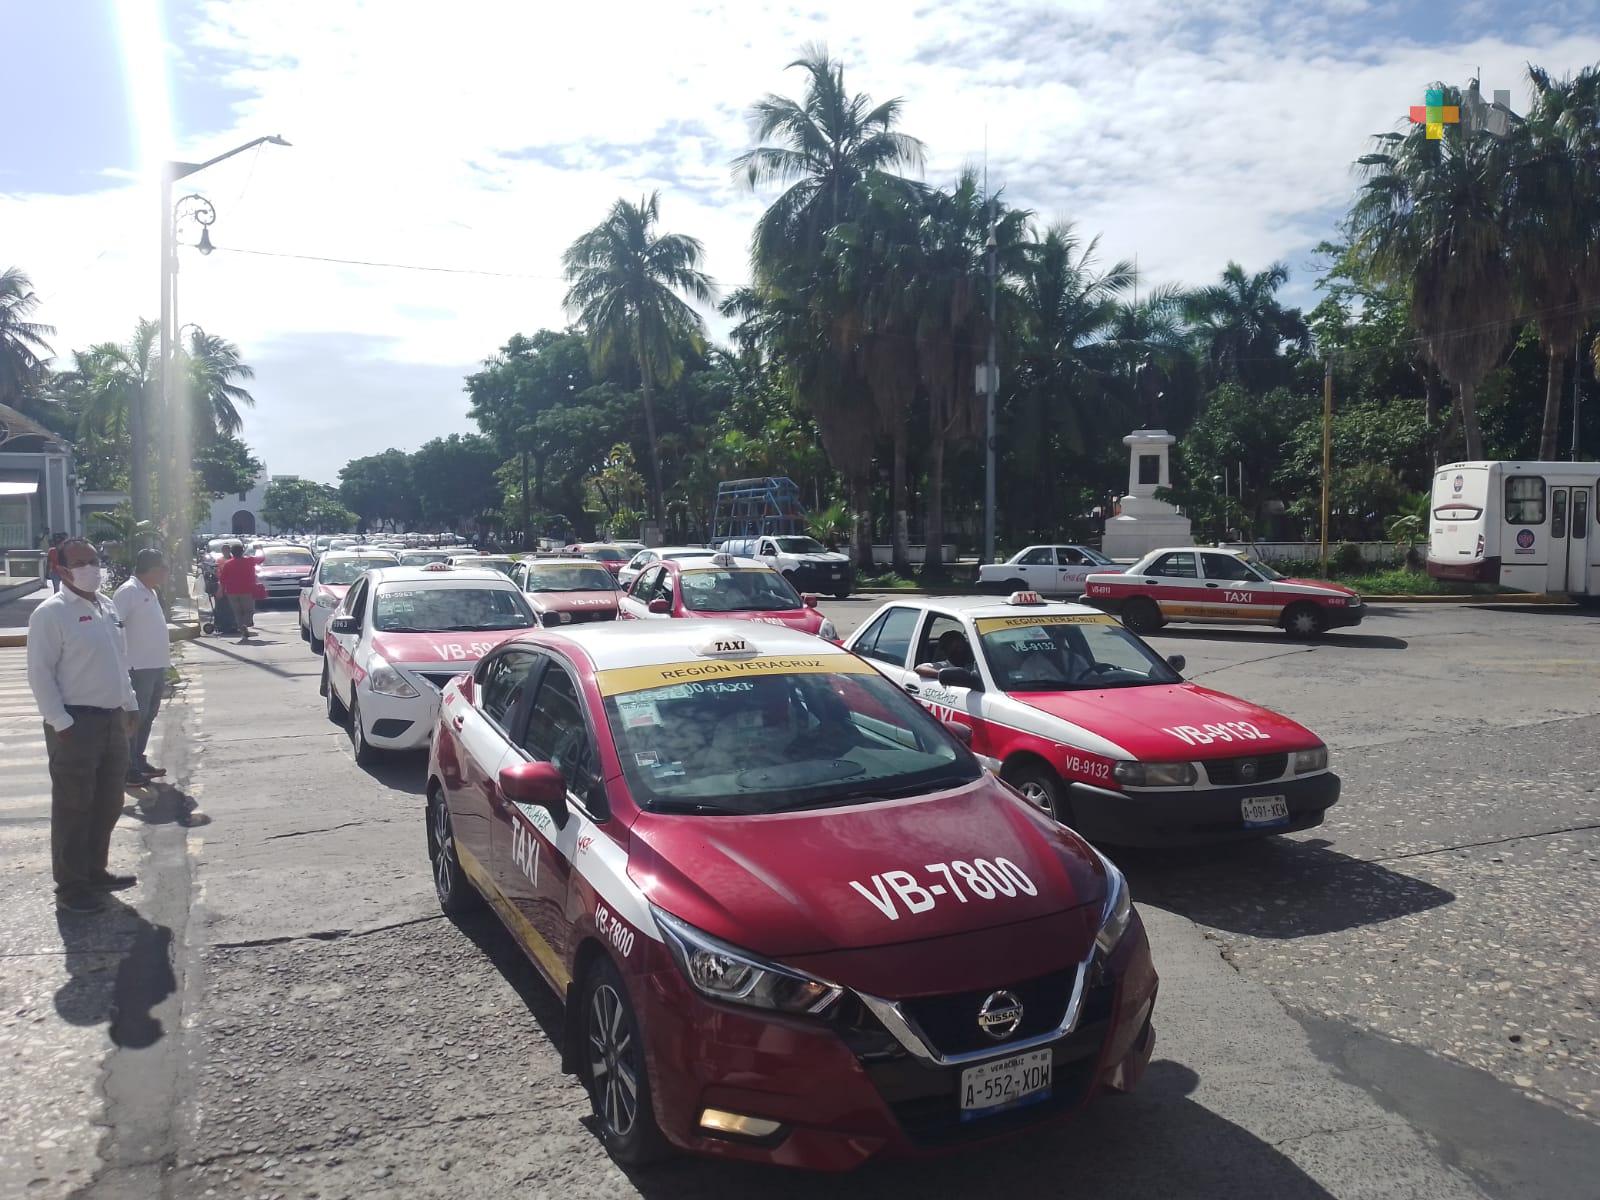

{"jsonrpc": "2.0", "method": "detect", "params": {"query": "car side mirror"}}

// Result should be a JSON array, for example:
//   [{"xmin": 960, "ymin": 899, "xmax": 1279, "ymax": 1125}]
[
  {"xmin": 1166, "ymin": 654, "xmax": 1186, "ymax": 674},
  {"xmin": 942, "ymin": 719, "xmax": 973, "ymax": 746},
  {"xmin": 498, "ymin": 761, "xmax": 569, "ymax": 827},
  {"xmin": 647, "ymin": 597, "xmax": 671, "ymax": 614},
  {"xmin": 802, "ymin": 593, "xmax": 819, "ymax": 608},
  {"xmin": 457, "ymin": 674, "xmax": 475, "ymax": 704},
  {"xmin": 938, "ymin": 667, "xmax": 983, "ymax": 691},
  {"xmin": 330, "ymin": 615, "xmax": 359, "ymax": 635}
]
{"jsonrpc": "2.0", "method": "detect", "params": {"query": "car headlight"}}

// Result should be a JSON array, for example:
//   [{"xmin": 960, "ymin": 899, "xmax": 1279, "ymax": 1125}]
[
  {"xmin": 1293, "ymin": 745, "xmax": 1329, "ymax": 774},
  {"xmin": 652, "ymin": 907, "xmax": 841, "ymax": 1015},
  {"xmin": 1112, "ymin": 760, "xmax": 1197, "ymax": 788},
  {"xmin": 314, "ymin": 592, "xmax": 337, "ymax": 608},
  {"xmin": 817, "ymin": 618, "xmax": 838, "ymax": 641},
  {"xmin": 1092, "ymin": 848, "xmax": 1134, "ymax": 955},
  {"xmin": 366, "ymin": 655, "xmax": 419, "ymax": 699}
]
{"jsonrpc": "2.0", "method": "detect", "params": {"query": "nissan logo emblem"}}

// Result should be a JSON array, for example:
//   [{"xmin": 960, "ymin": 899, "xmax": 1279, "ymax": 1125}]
[
  {"xmin": 977, "ymin": 990, "xmax": 1024, "ymax": 1040},
  {"xmin": 1240, "ymin": 760, "xmax": 1258, "ymax": 781}
]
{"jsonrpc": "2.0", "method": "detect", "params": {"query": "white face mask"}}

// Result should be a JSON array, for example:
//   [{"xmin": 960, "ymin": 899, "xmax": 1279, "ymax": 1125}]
[{"xmin": 66, "ymin": 564, "xmax": 105, "ymax": 592}]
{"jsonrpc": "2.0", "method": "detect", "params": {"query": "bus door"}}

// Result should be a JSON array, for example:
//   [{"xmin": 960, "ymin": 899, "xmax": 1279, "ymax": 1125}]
[{"xmin": 1547, "ymin": 487, "xmax": 1589, "ymax": 593}]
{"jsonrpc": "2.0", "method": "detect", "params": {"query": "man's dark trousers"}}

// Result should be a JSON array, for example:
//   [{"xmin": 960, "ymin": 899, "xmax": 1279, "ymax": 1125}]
[
  {"xmin": 129, "ymin": 668, "xmax": 163, "ymax": 770},
  {"xmin": 44, "ymin": 709, "xmax": 129, "ymax": 893}
]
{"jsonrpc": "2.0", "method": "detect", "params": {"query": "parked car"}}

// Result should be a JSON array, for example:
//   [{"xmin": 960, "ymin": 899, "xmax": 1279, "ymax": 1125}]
[
  {"xmin": 719, "ymin": 534, "xmax": 853, "ymax": 599},
  {"xmin": 977, "ymin": 545, "xmax": 1119, "ymax": 596}
]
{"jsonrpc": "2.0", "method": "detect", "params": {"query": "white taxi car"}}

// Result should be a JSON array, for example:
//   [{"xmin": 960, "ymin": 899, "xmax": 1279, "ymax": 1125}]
[
  {"xmin": 843, "ymin": 592, "xmax": 1339, "ymax": 846},
  {"xmin": 299, "ymin": 549, "xmax": 399, "ymax": 653},
  {"xmin": 977, "ymin": 545, "xmax": 1119, "ymax": 596},
  {"xmin": 321, "ymin": 565, "xmax": 537, "ymax": 763}
]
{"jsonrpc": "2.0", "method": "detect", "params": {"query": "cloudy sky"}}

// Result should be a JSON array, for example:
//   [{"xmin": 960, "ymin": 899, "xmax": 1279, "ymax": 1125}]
[{"xmin": 6, "ymin": 0, "xmax": 1600, "ymax": 483}]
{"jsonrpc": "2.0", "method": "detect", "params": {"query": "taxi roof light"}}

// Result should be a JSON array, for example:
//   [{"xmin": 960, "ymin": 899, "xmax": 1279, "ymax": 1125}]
[
  {"xmin": 1006, "ymin": 590, "xmax": 1044, "ymax": 606},
  {"xmin": 709, "ymin": 551, "xmax": 737, "ymax": 567},
  {"xmin": 695, "ymin": 632, "xmax": 758, "ymax": 658},
  {"xmin": 421, "ymin": 561, "xmax": 453, "ymax": 572}
]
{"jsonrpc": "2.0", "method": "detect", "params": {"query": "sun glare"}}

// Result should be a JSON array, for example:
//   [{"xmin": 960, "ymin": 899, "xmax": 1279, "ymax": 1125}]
[{"xmin": 114, "ymin": 0, "xmax": 174, "ymax": 179}]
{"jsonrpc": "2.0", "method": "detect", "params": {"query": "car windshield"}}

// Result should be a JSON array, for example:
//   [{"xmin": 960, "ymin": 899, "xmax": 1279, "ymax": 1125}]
[
  {"xmin": 977, "ymin": 614, "xmax": 1181, "ymax": 691},
  {"xmin": 1081, "ymin": 547, "xmax": 1115, "ymax": 565},
  {"xmin": 261, "ymin": 548, "xmax": 314, "ymax": 568},
  {"xmin": 603, "ymin": 667, "xmax": 978, "ymax": 814},
  {"xmin": 473, "ymin": 558, "xmax": 517, "ymax": 575},
  {"xmin": 1248, "ymin": 560, "xmax": 1283, "ymax": 581},
  {"xmin": 399, "ymin": 552, "xmax": 451, "ymax": 565},
  {"xmin": 523, "ymin": 565, "xmax": 616, "ymax": 592},
  {"xmin": 679, "ymin": 568, "xmax": 802, "ymax": 612},
  {"xmin": 372, "ymin": 585, "xmax": 534, "ymax": 632},
  {"xmin": 773, "ymin": 536, "xmax": 827, "ymax": 554},
  {"xmin": 319, "ymin": 557, "xmax": 392, "ymax": 585},
  {"xmin": 585, "ymin": 547, "xmax": 626, "ymax": 562}
]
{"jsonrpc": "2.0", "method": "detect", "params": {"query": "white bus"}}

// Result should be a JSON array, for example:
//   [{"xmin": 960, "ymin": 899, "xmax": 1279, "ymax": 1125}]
[{"xmin": 1427, "ymin": 460, "xmax": 1600, "ymax": 599}]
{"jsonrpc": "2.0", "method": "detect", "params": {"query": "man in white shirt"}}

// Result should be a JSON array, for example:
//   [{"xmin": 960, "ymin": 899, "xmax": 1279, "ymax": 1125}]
[
  {"xmin": 113, "ymin": 548, "xmax": 172, "ymax": 785},
  {"xmin": 26, "ymin": 537, "xmax": 140, "ymax": 914}
]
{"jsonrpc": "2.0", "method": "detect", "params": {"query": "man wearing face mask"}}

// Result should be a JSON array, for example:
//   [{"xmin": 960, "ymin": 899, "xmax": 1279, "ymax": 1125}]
[{"xmin": 26, "ymin": 537, "xmax": 140, "ymax": 914}]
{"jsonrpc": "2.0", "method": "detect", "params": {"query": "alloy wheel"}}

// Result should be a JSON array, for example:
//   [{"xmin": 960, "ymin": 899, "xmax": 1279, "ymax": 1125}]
[
  {"xmin": 587, "ymin": 984, "xmax": 639, "ymax": 1138},
  {"xmin": 431, "ymin": 798, "xmax": 455, "ymax": 902}
]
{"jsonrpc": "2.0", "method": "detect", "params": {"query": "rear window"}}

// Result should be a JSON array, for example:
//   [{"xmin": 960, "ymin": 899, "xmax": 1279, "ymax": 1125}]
[
  {"xmin": 523, "ymin": 565, "xmax": 616, "ymax": 592},
  {"xmin": 1505, "ymin": 476, "xmax": 1546, "ymax": 524},
  {"xmin": 262, "ymin": 548, "xmax": 314, "ymax": 567}
]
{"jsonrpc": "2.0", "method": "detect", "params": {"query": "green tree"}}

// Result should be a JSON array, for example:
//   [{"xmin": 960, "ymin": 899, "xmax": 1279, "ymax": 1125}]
[
  {"xmin": 1350, "ymin": 81, "xmax": 1517, "ymax": 459},
  {"xmin": 261, "ymin": 478, "xmax": 328, "ymax": 533},
  {"xmin": 191, "ymin": 431, "xmax": 264, "ymax": 509},
  {"xmin": 562, "ymin": 193, "xmax": 715, "ymax": 523},
  {"xmin": 0, "ymin": 267, "xmax": 54, "ymax": 414},
  {"xmin": 181, "ymin": 329, "xmax": 255, "ymax": 437},
  {"xmin": 411, "ymin": 433, "xmax": 503, "ymax": 532},
  {"xmin": 338, "ymin": 449, "xmax": 417, "ymax": 531},
  {"xmin": 1184, "ymin": 261, "xmax": 1308, "ymax": 391}
]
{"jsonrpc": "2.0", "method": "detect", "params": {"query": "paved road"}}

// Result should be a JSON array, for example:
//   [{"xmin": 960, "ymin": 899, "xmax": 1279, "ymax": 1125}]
[{"xmin": 3, "ymin": 600, "xmax": 1596, "ymax": 1199}]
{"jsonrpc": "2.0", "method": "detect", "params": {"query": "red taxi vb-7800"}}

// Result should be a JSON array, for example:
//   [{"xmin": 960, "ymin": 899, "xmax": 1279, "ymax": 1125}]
[
  {"xmin": 845, "ymin": 593, "xmax": 1339, "ymax": 846},
  {"xmin": 321, "ymin": 564, "xmax": 537, "ymax": 763},
  {"xmin": 426, "ymin": 622, "xmax": 1156, "ymax": 1169}
]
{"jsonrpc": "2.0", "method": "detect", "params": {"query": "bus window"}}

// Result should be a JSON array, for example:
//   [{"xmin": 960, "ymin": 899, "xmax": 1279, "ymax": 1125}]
[
  {"xmin": 1552, "ymin": 489, "xmax": 1568, "ymax": 539},
  {"xmin": 1575, "ymin": 490, "xmax": 1589, "ymax": 537},
  {"xmin": 1505, "ymin": 476, "xmax": 1545, "ymax": 524}
]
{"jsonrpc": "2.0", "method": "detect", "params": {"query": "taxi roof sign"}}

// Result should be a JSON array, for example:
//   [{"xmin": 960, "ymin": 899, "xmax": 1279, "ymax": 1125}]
[
  {"xmin": 1006, "ymin": 590, "xmax": 1045, "ymax": 606},
  {"xmin": 709, "ymin": 552, "xmax": 737, "ymax": 567},
  {"xmin": 422, "ymin": 561, "xmax": 453, "ymax": 572},
  {"xmin": 695, "ymin": 632, "xmax": 757, "ymax": 658}
]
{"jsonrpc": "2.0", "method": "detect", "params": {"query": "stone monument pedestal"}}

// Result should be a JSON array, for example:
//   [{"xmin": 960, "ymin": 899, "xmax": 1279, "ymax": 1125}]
[{"xmin": 1101, "ymin": 429, "xmax": 1192, "ymax": 560}]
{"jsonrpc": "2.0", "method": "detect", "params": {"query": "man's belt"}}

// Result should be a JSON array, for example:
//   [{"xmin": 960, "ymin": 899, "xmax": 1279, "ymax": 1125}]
[{"xmin": 64, "ymin": 705, "xmax": 121, "ymax": 716}]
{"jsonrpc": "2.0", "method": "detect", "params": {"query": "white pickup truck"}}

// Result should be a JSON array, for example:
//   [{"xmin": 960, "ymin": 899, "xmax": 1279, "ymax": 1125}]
[{"xmin": 717, "ymin": 535, "xmax": 854, "ymax": 598}]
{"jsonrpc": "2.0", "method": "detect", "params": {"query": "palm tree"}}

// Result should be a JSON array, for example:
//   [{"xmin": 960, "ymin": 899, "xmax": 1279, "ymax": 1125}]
[
  {"xmin": 74, "ymin": 320, "xmax": 158, "ymax": 445},
  {"xmin": 1351, "ymin": 83, "xmax": 1518, "ymax": 460},
  {"xmin": 563, "ymin": 192, "xmax": 715, "ymax": 522},
  {"xmin": 0, "ymin": 267, "xmax": 55, "ymax": 412},
  {"xmin": 1508, "ymin": 66, "xmax": 1600, "ymax": 459},
  {"xmin": 182, "ymin": 329, "xmax": 256, "ymax": 438},
  {"xmin": 733, "ymin": 44, "xmax": 925, "ymax": 275},
  {"xmin": 1184, "ymin": 262, "xmax": 1308, "ymax": 390}
]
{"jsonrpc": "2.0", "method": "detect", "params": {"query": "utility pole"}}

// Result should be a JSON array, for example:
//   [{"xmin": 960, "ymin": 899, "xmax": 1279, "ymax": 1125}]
[
  {"xmin": 1572, "ymin": 340, "xmax": 1583, "ymax": 461},
  {"xmin": 1320, "ymin": 357, "xmax": 1333, "ymax": 574},
  {"xmin": 983, "ymin": 220, "xmax": 998, "ymax": 565}
]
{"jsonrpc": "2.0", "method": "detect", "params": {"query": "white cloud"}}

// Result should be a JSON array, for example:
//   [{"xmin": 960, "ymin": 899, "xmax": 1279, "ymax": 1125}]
[{"xmin": 10, "ymin": 0, "xmax": 1600, "ymax": 481}]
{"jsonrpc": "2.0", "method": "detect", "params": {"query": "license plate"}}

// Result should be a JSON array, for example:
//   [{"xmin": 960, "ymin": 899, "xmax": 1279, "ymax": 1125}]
[
  {"xmin": 1241, "ymin": 794, "xmax": 1289, "ymax": 827},
  {"xmin": 958, "ymin": 1048, "xmax": 1052, "ymax": 1121}
]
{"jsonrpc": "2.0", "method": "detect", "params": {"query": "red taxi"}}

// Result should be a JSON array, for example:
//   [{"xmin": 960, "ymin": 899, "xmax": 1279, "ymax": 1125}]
[
  {"xmin": 510, "ymin": 557, "xmax": 621, "ymax": 626},
  {"xmin": 844, "ymin": 593, "xmax": 1339, "ymax": 846},
  {"xmin": 321, "ymin": 565, "xmax": 536, "ymax": 762},
  {"xmin": 569, "ymin": 542, "xmax": 631, "ymax": 576},
  {"xmin": 298, "ymin": 549, "xmax": 399, "ymax": 653},
  {"xmin": 618, "ymin": 552, "xmax": 838, "ymax": 642},
  {"xmin": 1084, "ymin": 547, "xmax": 1363, "ymax": 638},
  {"xmin": 426, "ymin": 621, "xmax": 1156, "ymax": 1168}
]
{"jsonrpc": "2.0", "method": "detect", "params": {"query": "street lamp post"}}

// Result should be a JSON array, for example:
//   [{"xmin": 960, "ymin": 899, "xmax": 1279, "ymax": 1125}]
[
  {"xmin": 149, "ymin": 135, "xmax": 289, "ymax": 556},
  {"xmin": 982, "ymin": 223, "xmax": 998, "ymax": 566}
]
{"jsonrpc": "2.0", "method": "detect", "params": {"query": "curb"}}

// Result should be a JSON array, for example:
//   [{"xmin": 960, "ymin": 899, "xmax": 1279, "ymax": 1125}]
[{"xmin": 1362, "ymin": 592, "xmax": 1570, "ymax": 604}]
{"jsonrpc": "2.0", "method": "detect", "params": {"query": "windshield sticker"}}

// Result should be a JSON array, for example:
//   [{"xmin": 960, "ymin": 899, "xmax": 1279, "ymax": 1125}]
[
  {"xmin": 619, "ymin": 700, "xmax": 662, "ymax": 729},
  {"xmin": 848, "ymin": 858, "xmax": 1039, "ymax": 920},
  {"xmin": 596, "ymin": 654, "xmax": 871, "ymax": 696},
  {"xmin": 975, "ymin": 614, "xmax": 1116, "ymax": 634}
]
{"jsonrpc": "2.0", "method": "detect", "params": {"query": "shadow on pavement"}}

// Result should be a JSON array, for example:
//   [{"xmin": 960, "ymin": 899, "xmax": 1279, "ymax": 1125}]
[
  {"xmin": 1148, "ymin": 627, "xmax": 1408, "ymax": 651},
  {"xmin": 622, "ymin": 1061, "xmax": 1337, "ymax": 1199},
  {"xmin": 188, "ymin": 635, "xmax": 299, "ymax": 679},
  {"xmin": 452, "ymin": 906, "xmax": 567, "ymax": 1045},
  {"xmin": 1121, "ymin": 836, "xmax": 1454, "ymax": 939},
  {"xmin": 53, "ymin": 898, "xmax": 176, "ymax": 1050},
  {"xmin": 122, "ymin": 780, "xmax": 211, "ymax": 828},
  {"xmin": 358, "ymin": 748, "xmax": 429, "ymax": 795}
]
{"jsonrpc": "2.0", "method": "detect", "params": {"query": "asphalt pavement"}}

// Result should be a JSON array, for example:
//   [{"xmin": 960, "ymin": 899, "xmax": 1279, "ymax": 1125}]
[{"xmin": 2, "ymin": 600, "xmax": 1596, "ymax": 1199}]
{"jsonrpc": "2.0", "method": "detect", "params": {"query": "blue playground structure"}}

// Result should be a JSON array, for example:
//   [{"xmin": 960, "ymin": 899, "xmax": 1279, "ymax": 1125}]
[{"xmin": 708, "ymin": 478, "xmax": 809, "ymax": 544}]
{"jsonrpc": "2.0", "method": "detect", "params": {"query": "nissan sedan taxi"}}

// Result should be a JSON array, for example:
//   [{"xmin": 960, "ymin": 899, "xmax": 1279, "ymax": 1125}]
[
  {"xmin": 510, "ymin": 557, "xmax": 621, "ymax": 626},
  {"xmin": 299, "ymin": 550, "xmax": 399, "ymax": 653},
  {"xmin": 321, "ymin": 565, "xmax": 536, "ymax": 762},
  {"xmin": 843, "ymin": 592, "xmax": 1339, "ymax": 846},
  {"xmin": 425, "ymin": 621, "xmax": 1155, "ymax": 1167},
  {"xmin": 619, "ymin": 553, "xmax": 838, "ymax": 641}
]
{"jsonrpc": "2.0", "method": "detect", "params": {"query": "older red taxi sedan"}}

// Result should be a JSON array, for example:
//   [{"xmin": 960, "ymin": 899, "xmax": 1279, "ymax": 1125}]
[
  {"xmin": 617, "ymin": 553, "xmax": 838, "ymax": 641},
  {"xmin": 425, "ymin": 622, "xmax": 1156, "ymax": 1169}
]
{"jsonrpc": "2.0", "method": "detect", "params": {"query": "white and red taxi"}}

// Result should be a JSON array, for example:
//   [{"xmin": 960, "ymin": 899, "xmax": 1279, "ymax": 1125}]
[
  {"xmin": 298, "ymin": 550, "xmax": 398, "ymax": 653},
  {"xmin": 510, "ymin": 557, "xmax": 621, "ymax": 626},
  {"xmin": 1085, "ymin": 547, "xmax": 1363, "ymax": 638},
  {"xmin": 843, "ymin": 593, "xmax": 1339, "ymax": 846},
  {"xmin": 619, "ymin": 552, "xmax": 839, "ymax": 642},
  {"xmin": 321, "ymin": 565, "xmax": 536, "ymax": 763},
  {"xmin": 426, "ymin": 621, "xmax": 1157, "ymax": 1168}
]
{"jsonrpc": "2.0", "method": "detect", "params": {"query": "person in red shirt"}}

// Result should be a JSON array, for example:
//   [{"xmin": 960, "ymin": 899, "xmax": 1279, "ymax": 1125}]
[{"xmin": 215, "ymin": 542, "xmax": 264, "ymax": 643}]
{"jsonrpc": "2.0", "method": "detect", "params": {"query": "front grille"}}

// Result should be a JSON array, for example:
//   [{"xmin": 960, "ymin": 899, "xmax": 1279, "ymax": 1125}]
[
  {"xmin": 860, "ymin": 974, "xmax": 1116, "ymax": 1147},
  {"xmin": 899, "ymin": 968, "xmax": 1078, "ymax": 1057},
  {"xmin": 542, "ymin": 609, "xmax": 616, "ymax": 626},
  {"xmin": 1204, "ymin": 753, "xmax": 1287, "ymax": 786}
]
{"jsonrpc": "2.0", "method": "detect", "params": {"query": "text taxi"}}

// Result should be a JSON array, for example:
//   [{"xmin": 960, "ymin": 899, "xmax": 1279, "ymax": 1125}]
[
  {"xmin": 321, "ymin": 564, "xmax": 537, "ymax": 763},
  {"xmin": 1084, "ymin": 547, "xmax": 1363, "ymax": 638},
  {"xmin": 843, "ymin": 593, "xmax": 1339, "ymax": 846},
  {"xmin": 425, "ymin": 621, "xmax": 1156, "ymax": 1168}
]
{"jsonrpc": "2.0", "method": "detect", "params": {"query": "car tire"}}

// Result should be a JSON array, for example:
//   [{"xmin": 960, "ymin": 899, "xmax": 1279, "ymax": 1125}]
[
  {"xmin": 323, "ymin": 660, "xmax": 347, "ymax": 723},
  {"xmin": 1283, "ymin": 603, "xmax": 1327, "ymax": 639},
  {"xmin": 1005, "ymin": 577, "xmax": 1028, "ymax": 592},
  {"xmin": 1122, "ymin": 597, "xmax": 1163, "ymax": 634},
  {"xmin": 427, "ymin": 788, "xmax": 483, "ymax": 916},
  {"xmin": 1004, "ymin": 761, "xmax": 1073, "ymax": 825},
  {"xmin": 579, "ymin": 958, "xmax": 671, "ymax": 1166},
  {"xmin": 349, "ymin": 695, "xmax": 379, "ymax": 765},
  {"xmin": 299, "ymin": 618, "xmax": 309, "ymax": 642},
  {"xmin": 834, "ymin": 588, "xmax": 851, "ymax": 601},
  {"xmin": 310, "ymin": 629, "xmax": 324, "ymax": 656}
]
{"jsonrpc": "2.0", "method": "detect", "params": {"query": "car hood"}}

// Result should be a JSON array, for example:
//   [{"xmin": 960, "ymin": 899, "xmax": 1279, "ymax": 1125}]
[
  {"xmin": 1276, "ymin": 577, "xmax": 1359, "ymax": 596},
  {"xmin": 628, "ymin": 776, "xmax": 1106, "ymax": 959},
  {"xmin": 369, "ymin": 627, "xmax": 530, "ymax": 667},
  {"xmin": 316, "ymin": 583, "xmax": 351, "ymax": 598},
  {"xmin": 531, "ymin": 590, "xmax": 618, "ymax": 613},
  {"xmin": 791, "ymin": 552, "xmax": 850, "ymax": 565},
  {"xmin": 682, "ymin": 608, "xmax": 825, "ymax": 634},
  {"xmin": 1010, "ymin": 682, "xmax": 1321, "ymax": 759}
]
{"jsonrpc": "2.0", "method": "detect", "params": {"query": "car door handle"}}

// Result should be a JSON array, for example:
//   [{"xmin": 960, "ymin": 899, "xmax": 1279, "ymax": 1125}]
[
  {"xmin": 451, "ymin": 715, "xmax": 464, "ymax": 730},
  {"xmin": 903, "ymin": 683, "xmax": 920, "ymax": 695},
  {"xmin": 1205, "ymin": 582, "xmax": 1220, "ymax": 588}
]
